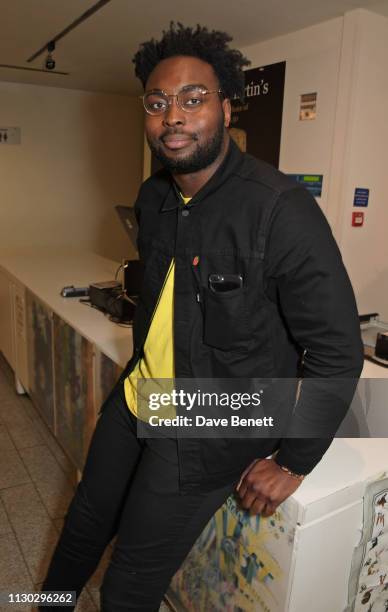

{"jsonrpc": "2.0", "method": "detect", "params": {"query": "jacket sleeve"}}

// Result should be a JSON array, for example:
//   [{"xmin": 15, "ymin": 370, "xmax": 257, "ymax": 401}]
[{"xmin": 264, "ymin": 186, "xmax": 364, "ymax": 475}]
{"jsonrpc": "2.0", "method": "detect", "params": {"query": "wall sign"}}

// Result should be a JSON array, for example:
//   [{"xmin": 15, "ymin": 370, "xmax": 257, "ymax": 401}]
[
  {"xmin": 354, "ymin": 187, "xmax": 370, "ymax": 207},
  {"xmin": 0, "ymin": 127, "xmax": 21, "ymax": 144},
  {"xmin": 299, "ymin": 92, "xmax": 317, "ymax": 121},
  {"xmin": 287, "ymin": 174, "xmax": 323, "ymax": 198}
]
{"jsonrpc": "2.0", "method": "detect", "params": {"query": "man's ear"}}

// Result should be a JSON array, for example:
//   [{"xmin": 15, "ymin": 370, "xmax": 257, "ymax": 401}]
[{"xmin": 222, "ymin": 98, "xmax": 232, "ymax": 128}]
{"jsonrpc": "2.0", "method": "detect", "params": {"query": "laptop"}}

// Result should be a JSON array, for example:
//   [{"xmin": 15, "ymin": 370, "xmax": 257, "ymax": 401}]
[
  {"xmin": 115, "ymin": 205, "xmax": 139, "ymax": 255},
  {"xmin": 115, "ymin": 205, "xmax": 144, "ymax": 299}
]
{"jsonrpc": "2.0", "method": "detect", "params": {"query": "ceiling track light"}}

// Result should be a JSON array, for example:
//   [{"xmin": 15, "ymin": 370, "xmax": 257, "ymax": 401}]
[
  {"xmin": 27, "ymin": 0, "xmax": 112, "ymax": 64},
  {"xmin": 45, "ymin": 41, "xmax": 56, "ymax": 70}
]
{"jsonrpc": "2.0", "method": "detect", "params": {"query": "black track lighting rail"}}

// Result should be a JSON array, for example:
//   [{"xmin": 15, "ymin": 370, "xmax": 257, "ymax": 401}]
[
  {"xmin": 26, "ymin": 0, "xmax": 112, "ymax": 63},
  {"xmin": 0, "ymin": 63, "xmax": 69, "ymax": 75}
]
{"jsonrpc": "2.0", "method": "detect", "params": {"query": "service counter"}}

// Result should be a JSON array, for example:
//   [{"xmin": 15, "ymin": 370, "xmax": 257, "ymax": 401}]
[
  {"xmin": 0, "ymin": 247, "xmax": 131, "ymax": 470},
  {"xmin": 1, "ymin": 248, "xmax": 387, "ymax": 612}
]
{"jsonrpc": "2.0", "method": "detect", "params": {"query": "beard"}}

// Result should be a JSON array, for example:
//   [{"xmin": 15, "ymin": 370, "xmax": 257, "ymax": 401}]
[{"xmin": 147, "ymin": 116, "xmax": 225, "ymax": 174}]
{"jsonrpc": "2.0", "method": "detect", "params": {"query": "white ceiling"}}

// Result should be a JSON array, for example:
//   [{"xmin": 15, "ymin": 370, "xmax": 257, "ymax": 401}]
[{"xmin": 1, "ymin": 0, "xmax": 388, "ymax": 96}]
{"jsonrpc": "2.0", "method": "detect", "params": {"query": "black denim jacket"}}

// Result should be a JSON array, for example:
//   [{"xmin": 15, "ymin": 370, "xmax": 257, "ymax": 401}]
[{"xmin": 121, "ymin": 139, "xmax": 363, "ymax": 491}]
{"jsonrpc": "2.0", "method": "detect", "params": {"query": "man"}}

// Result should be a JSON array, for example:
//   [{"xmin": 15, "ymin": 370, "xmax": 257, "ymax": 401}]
[{"xmin": 41, "ymin": 23, "xmax": 363, "ymax": 611}]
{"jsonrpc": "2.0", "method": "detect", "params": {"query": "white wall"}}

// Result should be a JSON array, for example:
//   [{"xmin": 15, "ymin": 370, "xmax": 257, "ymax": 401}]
[
  {"xmin": 334, "ymin": 9, "xmax": 388, "ymax": 320},
  {"xmin": 0, "ymin": 81, "xmax": 143, "ymax": 263},
  {"xmin": 241, "ymin": 17, "xmax": 344, "ymax": 215},
  {"xmin": 241, "ymin": 11, "xmax": 388, "ymax": 320}
]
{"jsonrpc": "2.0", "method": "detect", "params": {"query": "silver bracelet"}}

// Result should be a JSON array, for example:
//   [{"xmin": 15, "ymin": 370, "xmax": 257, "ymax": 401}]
[{"xmin": 278, "ymin": 464, "xmax": 305, "ymax": 481}]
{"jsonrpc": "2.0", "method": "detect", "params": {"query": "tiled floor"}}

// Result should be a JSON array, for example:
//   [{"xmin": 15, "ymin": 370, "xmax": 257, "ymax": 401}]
[{"xmin": 0, "ymin": 354, "xmax": 171, "ymax": 612}]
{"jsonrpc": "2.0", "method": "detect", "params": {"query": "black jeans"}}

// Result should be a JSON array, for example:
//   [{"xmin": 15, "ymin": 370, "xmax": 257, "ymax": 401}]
[{"xmin": 40, "ymin": 379, "xmax": 239, "ymax": 611}]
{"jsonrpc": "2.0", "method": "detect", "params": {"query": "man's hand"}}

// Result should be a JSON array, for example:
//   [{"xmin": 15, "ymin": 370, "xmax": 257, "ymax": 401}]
[{"xmin": 236, "ymin": 458, "xmax": 304, "ymax": 517}]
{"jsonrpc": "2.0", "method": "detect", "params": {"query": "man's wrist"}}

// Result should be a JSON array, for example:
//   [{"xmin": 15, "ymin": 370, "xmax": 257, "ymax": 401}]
[{"xmin": 277, "ymin": 464, "xmax": 306, "ymax": 481}]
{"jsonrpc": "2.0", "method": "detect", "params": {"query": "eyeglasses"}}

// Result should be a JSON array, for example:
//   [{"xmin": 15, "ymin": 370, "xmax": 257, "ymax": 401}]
[{"xmin": 141, "ymin": 85, "xmax": 223, "ymax": 116}]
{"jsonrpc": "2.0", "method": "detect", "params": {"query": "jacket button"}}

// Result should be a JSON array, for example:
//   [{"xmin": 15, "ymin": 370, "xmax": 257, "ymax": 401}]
[{"xmin": 181, "ymin": 209, "xmax": 190, "ymax": 217}]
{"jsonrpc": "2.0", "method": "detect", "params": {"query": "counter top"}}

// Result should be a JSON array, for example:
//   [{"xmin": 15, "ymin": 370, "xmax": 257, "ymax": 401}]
[{"xmin": 0, "ymin": 247, "xmax": 132, "ymax": 367}]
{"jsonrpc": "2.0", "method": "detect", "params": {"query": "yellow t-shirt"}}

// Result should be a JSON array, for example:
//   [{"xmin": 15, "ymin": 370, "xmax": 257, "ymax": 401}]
[{"xmin": 124, "ymin": 195, "xmax": 191, "ymax": 416}]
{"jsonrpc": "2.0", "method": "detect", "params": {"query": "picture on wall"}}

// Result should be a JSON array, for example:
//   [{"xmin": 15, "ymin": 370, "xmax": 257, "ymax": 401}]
[{"xmin": 230, "ymin": 62, "xmax": 286, "ymax": 168}]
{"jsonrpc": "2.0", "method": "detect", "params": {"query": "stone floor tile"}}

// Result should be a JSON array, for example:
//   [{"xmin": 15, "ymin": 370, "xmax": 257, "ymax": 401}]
[
  {"xmin": 34, "ymin": 475, "xmax": 75, "ymax": 519},
  {"xmin": 0, "ymin": 499, "xmax": 12, "ymax": 536},
  {"xmin": 0, "ymin": 381, "xmax": 16, "ymax": 403},
  {"xmin": 0, "ymin": 424, "xmax": 15, "ymax": 451},
  {"xmin": 1, "ymin": 483, "xmax": 50, "ymax": 529},
  {"xmin": 0, "ymin": 448, "xmax": 31, "ymax": 490},
  {"xmin": 0, "ymin": 399, "xmax": 32, "ymax": 428},
  {"xmin": 18, "ymin": 445, "xmax": 70, "ymax": 486},
  {"xmin": 5, "ymin": 419, "xmax": 44, "ymax": 450},
  {"xmin": 32, "ymin": 419, "xmax": 78, "ymax": 484},
  {"xmin": 26, "ymin": 414, "xmax": 55, "ymax": 445},
  {"xmin": 13, "ymin": 520, "xmax": 59, "ymax": 583},
  {"xmin": 0, "ymin": 532, "xmax": 32, "ymax": 587},
  {"xmin": 17, "ymin": 394, "xmax": 43, "ymax": 423},
  {"xmin": 74, "ymin": 588, "xmax": 98, "ymax": 612}
]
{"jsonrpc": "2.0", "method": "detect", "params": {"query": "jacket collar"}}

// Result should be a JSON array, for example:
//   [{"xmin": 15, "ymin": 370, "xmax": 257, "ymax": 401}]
[{"xmin": 160, "ymin": 137, "xmax": 244, "ymax": 213}]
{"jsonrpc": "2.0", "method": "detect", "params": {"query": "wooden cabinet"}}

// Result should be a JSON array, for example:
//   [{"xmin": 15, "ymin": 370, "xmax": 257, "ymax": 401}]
[
  {"xmin": 0, "ymin": 270, "xmax": 30, "ymax": 391},
  {"xmin": 53, "ymin": 314, "xmax": 95, "ymax": 471},
  {"xmin": 24, "ymin": 293, "xmax": 124, "ymax": 472},
  {"xmin": 26, "ymin": 290, "xmax": 55, "ymax": 430},
  {"xmin": 0, "ymin": 268, "xmax": 15, "ymax": 370},
  {"xmin": 12, "ymin": 282, "xmax": 29, "ymax": 391},
  {"xmin": 0, "ymin": 249, "xmax": 132, "ymax": 470},
  {"xmin": 95, "ymin": 349, "xmax": 122, "ymax": 412}
]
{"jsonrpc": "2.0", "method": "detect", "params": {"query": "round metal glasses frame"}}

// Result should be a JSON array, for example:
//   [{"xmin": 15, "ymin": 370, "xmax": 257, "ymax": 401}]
[{"xmin": 140, "ymin": 86, "xmax": 223, "ymax": 116}]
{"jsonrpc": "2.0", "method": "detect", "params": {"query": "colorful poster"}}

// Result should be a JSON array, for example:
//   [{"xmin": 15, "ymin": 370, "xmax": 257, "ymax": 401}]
[
  {"xmin": 168, "ymin": 495, "xmax": 295, "ymax": 611},
  {"xmin": 345, "ymin": 476, "xmax": 388, "ymax": 611}
]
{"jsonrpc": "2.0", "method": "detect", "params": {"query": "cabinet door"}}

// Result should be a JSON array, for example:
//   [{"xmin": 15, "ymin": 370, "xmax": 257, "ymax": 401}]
[
  {"xmin": 26, "ymin": 290, "xmax": 55, "ymax": 430},
  {"xmin": 53, "ymin": 314, "xmax": 94, "ymax": 471},
  {"xmin": 0, "ymin": 268, "xmax": 15, "ymax": 369},
  {"xmin": 12, "ymin": 282, "xmax": 29, "ymax": 391},
  {"xmin": 94, "ymin": 349, "xmax": 122, "ymax": 417}
]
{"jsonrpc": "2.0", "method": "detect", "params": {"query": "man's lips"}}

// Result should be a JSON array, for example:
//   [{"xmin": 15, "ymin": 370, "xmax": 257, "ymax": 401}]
[{"xmin": 162, "ymin": 134, "xmax": 194, "ymax": 150}]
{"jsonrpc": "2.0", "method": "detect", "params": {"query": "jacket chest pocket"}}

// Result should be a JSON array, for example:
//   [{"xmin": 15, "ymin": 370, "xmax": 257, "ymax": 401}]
[{"xmin": 202, "ymin": 285, "xmax": 250, "ymax": 351}]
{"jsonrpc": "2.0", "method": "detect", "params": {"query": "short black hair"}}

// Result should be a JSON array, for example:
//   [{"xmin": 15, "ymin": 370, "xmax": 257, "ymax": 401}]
[{"xmin": 133, "ymin": 22, "xmax": 251, "ymax": 100}]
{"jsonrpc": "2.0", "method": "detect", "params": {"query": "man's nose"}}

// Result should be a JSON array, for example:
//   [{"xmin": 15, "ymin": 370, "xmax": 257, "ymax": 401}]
[{"xmin": 162, "ymin": 97, "xmax": 186, "ymax": 127}]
